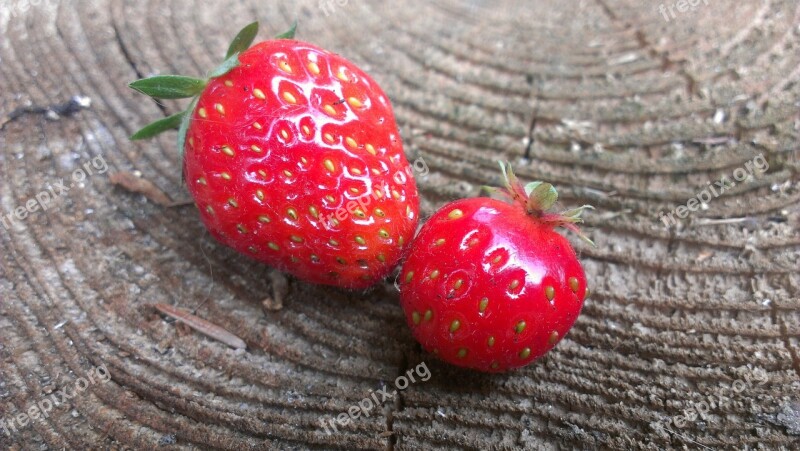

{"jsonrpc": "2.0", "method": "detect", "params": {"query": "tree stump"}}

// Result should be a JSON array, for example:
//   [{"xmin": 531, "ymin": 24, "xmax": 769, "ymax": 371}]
[{"xmin": 1, "ymin": 0, "xmax": 799, "ymax": 449}]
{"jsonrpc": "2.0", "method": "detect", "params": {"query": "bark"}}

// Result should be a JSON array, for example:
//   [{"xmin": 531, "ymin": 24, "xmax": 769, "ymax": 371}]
[{"xmin": 1, "ymin": 0, "xmax": 799, "ymax": 449}]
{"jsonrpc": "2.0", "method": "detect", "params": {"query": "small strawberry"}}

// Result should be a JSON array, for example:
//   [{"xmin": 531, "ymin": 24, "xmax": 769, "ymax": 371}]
[
  {"xmin": 129, "ymin": 22, "xmax": 419, "ymax": 289},
  {"xmin": 398, "ymin": 162, "xmax": 593, "ymax": 372}
]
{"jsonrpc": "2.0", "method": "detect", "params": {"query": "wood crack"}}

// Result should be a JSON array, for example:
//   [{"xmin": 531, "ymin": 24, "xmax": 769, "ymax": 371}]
[
  {"xmin": 0, "ymin": 96, "xmax": 90, "ymax": 131},
  {"xmin": 111, "ymin": 19, "xmax": 168, "ymax": 116}
]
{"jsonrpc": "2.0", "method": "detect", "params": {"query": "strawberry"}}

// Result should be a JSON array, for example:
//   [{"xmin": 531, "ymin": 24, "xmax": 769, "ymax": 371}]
[
  {"xmin": 398, "ymin": 163, "xmax": 593, "ymax": 372},
  {"xmin": 129, "ymin": 22, "xmax": 419, "ymax": 289}
]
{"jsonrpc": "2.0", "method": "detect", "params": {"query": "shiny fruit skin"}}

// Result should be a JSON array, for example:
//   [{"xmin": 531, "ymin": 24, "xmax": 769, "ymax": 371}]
[
  {"xmin": 184, "ymin": 40, "xmax": 419, "ymax": 289},
  {"xmin": 398, "ymin": 198, "xmax": 587, "ymax": 372}
]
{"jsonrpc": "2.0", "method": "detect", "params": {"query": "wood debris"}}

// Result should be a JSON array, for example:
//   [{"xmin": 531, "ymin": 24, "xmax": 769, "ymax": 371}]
[
  {"xmin": 154, "ymin": 303, "xmax": 246, "ymax": 350},
  {"xmin": 262, "ymin": 269, "xmax": 289, "ymax": 312},
  {"xmin": 111, "ymin": 172, "xmax": 191, "ymax": 207}
]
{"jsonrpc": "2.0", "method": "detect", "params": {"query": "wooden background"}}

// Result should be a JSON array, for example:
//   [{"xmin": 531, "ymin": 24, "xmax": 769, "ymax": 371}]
[{"xmin": 1, "ymin": 0, "xmax": 799, "ymax": 449}]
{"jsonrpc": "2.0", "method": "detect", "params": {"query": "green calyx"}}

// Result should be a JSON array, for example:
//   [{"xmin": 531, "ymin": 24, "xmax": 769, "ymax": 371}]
[
  {"xmin": 128, "ymin": 21, "xmax": 297, "ymax": 147},
  {"xmin": 485, "ymin": 161, "xmax": 595, "ymax": 246}
]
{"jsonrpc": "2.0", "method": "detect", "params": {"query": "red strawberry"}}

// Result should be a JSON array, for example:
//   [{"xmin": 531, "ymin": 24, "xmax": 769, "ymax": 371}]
[
  {"xmin": 398, "ymin": 163, "xmax": 592, "ymax": 372},
  {"xmin": 129, "ymin": 22, "xmax": 419, "ymax": 289}
]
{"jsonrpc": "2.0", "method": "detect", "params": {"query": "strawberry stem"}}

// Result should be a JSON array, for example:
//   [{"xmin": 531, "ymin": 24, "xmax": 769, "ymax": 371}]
[
  {"xmin": 128, "ymin": 21, "xmax": 296, "ymax": 147},
  {"xmin": 493, "ymin": 161, "xmax": 595, "ymax": 245}
]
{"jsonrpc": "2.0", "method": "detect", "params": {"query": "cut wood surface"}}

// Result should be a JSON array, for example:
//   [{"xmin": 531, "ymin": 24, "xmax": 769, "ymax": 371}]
[{"xmin": 1, "ymin": 0, "xmax": 799, "ymax": 449}]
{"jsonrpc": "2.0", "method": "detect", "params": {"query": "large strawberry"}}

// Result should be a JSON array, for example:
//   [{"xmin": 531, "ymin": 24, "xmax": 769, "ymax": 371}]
[
  {"xmin": 398, "ymin": 163, "xmax": 592, "ymax": 372},
  {"xmin": 129, "ymin": 23, "xmax": 419, "ymax": 289}
]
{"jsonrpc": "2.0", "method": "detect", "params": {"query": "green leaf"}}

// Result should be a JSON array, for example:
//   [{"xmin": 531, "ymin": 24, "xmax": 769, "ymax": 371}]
[
  {"xmin": 274, "ymin": 21, "xmax": 297, "ymax": 39},
  {"xmin": 526, "ymin": 182, "xmax": 558, "ymax": 211},
  {"xmin": 524, "ymin": 181, "xmax": 543, "ymax": 197},
  {"xmin": 130, "ymin": 111, "xmax": 186, "ymax": 140},
  {"xmin": 177, "ymin": 98, "xmax": 198, "ymax": 158},
  {"xmin": 497, "ymin": 161, "xmax": 508, "ymax": 181},
  {"xmin": 225, "ymin": 21, "xmax": 259, "ymax": 59},
  {"xmin": 498, "ymin": 161, "xmax": 518, "ymax": 190},
  {"xmin": 208, "ymin": 53, "xmax": 241, "ymax": 78},
  {"xmin": 562, "ymin": 205, "xmax": 595, "ymax": 221},
  {"xmin": 129, "ymin": 76, "xmax": 207, "ymax": 99},
  {"xmin": 480, "ymin": 185, "xmax": 501, "ymax": 197}
]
